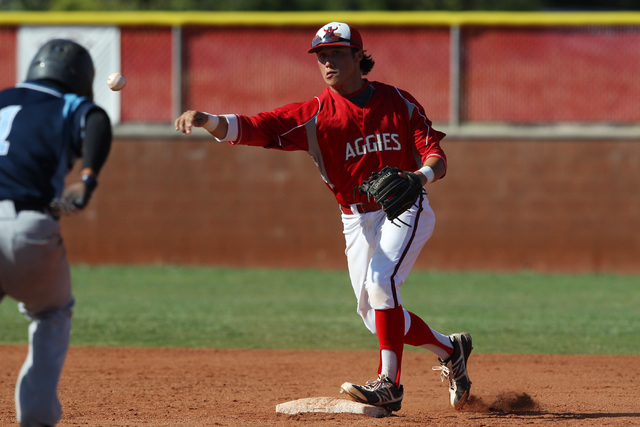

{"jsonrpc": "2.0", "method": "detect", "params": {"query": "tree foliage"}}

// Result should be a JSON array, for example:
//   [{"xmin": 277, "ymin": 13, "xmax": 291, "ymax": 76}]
[{"xmin": 0, "ymin": 0, "xmax": 636, "ymax": 11}]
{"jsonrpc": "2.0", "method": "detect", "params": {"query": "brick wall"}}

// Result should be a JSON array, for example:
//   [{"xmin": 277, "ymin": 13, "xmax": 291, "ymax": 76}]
[{"xmin": 61, "ymin": 135, "xmax": 640, "ymax": 273}]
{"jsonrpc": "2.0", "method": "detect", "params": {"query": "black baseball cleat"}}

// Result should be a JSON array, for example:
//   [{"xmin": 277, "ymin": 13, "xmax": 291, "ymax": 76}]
[
  {"xmin": 433, "ymin": 332, "xmax": 473, "ymax": 409},
  {"xmin": 340, "ymin": 373, "xmax": 403, "ymax": 412}
]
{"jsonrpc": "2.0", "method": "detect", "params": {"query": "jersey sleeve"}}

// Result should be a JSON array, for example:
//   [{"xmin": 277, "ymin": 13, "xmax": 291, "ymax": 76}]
[
  {"xmin": 60, "ymin": 95, "xmax": 108, "ymax": 172},
  {"xmin": 223, "ymin": 99, "xmax": 322, "ymax": 152},
  {"xmin": 406, "ymin": 91, "xmax": 447, "ymax": 177}
]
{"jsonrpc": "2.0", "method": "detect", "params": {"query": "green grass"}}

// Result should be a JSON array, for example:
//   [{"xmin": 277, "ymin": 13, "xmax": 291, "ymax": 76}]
[{"xmin": 0, "ymin": 265, "xmax": 637, "ymax": 354}]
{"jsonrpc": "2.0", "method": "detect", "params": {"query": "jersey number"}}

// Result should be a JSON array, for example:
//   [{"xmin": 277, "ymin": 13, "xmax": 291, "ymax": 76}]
[{"xmin": 0, "ymin": 105, "xmax": 22, "ymax": 156}]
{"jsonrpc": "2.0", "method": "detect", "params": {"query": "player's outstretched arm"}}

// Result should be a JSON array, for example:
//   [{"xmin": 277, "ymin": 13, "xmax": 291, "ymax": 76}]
[{"xmin": 175, "ymin": 110, "xmax": 228, "ymax": 139}]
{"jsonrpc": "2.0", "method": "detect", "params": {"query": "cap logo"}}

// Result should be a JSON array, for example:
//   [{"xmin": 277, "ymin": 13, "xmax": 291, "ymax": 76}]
[{"xmin": 324, "ymin": 26, "xmax": 339, "ymax": 40}]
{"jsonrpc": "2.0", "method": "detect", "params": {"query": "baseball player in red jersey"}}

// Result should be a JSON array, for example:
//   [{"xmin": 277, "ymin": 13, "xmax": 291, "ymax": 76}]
[{"xmin": 175, "ymin": 22, "xmax": 472, "ymax": 412}]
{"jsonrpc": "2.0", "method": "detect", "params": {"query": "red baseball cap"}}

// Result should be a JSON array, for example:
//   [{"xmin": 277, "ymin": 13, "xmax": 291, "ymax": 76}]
[{"xmin": 308, "ymin": 22, "xmax": 363, "ymax": 53}]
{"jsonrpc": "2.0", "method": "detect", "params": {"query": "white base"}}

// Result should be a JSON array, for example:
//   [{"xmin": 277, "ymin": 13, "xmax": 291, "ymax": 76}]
[{"xmin": 276, "ymin": 397, "xmax": 390, "ymax": 418}]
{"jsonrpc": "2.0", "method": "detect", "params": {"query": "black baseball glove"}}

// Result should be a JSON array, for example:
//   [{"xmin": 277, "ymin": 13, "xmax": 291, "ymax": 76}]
[{"xmin": 357, "ymin": 166, "xmax": 425, "ymax": 222}]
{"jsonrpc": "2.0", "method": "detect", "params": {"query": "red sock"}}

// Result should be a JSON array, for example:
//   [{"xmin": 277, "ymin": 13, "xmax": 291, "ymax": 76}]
[
  {"xmin": 404, "ymin": 310, "xmax": 452, "ymax": 355},
  {"xmin": 375, "ymin": 306, "xmax": 404, "ymax": 386}
]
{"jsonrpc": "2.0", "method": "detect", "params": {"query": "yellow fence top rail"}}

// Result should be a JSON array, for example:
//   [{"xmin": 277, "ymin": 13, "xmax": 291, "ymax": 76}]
[{"xmin": 2, "ymin": 11, "xmax": 640, "ymax": 27}]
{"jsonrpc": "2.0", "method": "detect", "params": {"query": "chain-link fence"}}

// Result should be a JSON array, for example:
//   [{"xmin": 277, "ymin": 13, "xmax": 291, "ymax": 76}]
[{"xmin": 1, "ymin": 12, "xmax": 639, "ymax": 128}]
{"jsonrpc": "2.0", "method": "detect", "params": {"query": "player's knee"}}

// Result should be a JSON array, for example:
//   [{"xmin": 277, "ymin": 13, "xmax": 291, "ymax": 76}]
[
  {"xmin": 19, "ymin": 298, "xmax": 74, "ymax": 321},
  {"xmin": 368, "ymin": 285, "xmax": 396, "ymax": 310}
]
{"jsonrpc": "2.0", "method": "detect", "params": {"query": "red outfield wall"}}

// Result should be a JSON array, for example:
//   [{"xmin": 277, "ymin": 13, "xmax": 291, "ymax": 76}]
[
  {"xmin": 1, "ymin": 21, "xmax": 637, "ymax": 272},
  {"xmin": 1, "ymin": 25, "xmax": 639, "ymax": 124},
  {"xmin": 61, "ymin": 135, "xmax": 640, "ymax": 274}
]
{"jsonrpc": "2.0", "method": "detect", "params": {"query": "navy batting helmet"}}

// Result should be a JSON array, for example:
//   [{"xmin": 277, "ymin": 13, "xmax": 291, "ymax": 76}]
[{"xmin": 26, "ymin": 39, "xmax": 95, "ymax": 99}]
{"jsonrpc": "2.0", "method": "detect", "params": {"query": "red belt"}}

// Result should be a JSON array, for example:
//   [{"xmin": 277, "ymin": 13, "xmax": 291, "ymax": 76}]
[{"xmin": 340, "ymin": 203, "xmax": 382, "ymax": 215}]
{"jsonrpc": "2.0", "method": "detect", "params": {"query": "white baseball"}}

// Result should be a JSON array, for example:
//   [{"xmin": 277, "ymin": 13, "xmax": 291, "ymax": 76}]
[{"xmin": 107, "ymin": 73, "xmax": 126, "ymax": 91}]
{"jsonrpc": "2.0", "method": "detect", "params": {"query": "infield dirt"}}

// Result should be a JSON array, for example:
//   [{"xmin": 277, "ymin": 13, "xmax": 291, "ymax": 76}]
[{"xmin": 1, "ymin": 345, "xmax": 638, "ymax": 426}]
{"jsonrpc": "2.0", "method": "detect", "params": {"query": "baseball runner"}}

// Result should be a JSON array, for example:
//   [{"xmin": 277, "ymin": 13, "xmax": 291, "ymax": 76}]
[
  {"xmin": 175, "ymin": 22, "xmax": 472, "ymax": 412},
  {"xmin": 0, "ymin": 39, "xmax": 112, "ymax": 426}
]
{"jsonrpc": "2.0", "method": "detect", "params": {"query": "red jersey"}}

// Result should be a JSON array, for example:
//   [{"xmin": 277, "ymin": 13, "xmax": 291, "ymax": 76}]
[{"xmin": 223, "ymin": 80, "xmax": 446, "ymax": 207}]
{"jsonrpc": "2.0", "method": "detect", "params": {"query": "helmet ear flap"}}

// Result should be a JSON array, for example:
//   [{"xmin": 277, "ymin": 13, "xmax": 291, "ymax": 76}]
[{"xmin": 26, "ymin": 39, "xmax": 95, "ymax": 99}]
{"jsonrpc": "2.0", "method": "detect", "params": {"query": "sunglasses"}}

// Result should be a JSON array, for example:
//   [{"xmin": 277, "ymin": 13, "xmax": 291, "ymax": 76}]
[{"xmin": 311, "ymin": 33, "xmax": 362, "ymax": 50}]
